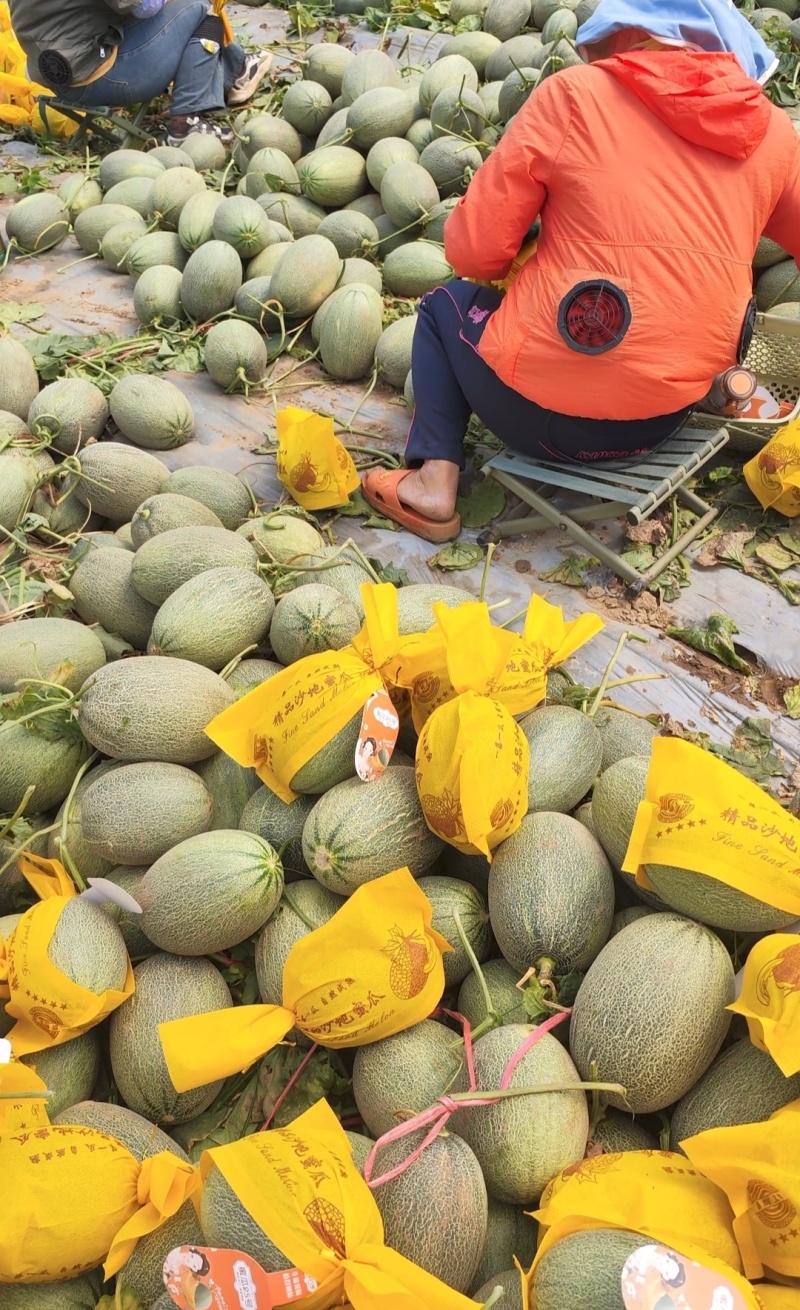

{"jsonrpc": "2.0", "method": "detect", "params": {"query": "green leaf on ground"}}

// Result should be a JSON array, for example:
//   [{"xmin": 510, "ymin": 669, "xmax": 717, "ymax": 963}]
[
  {"xmin": 755, "ymin": 540, "xmax": 800, "ymax": 572},
  {"xmin": 456, "ymin": 478, "xmax": 506, "ymax": 528},
  {"xmin": 367, "ymin": 558, "xmax": 411, "ymax": 587},
  {"xmin": 540, "ymin": 554, "xmax": 595, "ymax": 587},
  {"xmin": 666, "ymin": 613, "xmax": 752, "ymax": 673},
  {"xmin": 0, "ymin": 301, "xmax": 46, "ymax": 330},
  {"xmin": 784, "ymin": 685, "xmax": 800, "ymax": 719},
  {"xmin": 428, "ymin": 541, "xmax": 483, "ymax": 571}
]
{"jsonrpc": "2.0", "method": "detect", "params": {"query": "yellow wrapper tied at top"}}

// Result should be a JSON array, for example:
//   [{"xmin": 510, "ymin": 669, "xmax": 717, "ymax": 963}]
[
  {"xmin": 472, "ymin": 236, "xmax": 539, "ymax": 293},
  {"xmin": 276, "ymin": 406, "xmax": 360, "ymax": 511},
  {"xmin": 211, "ymin": 0, "xmax": 235, "ymax": 44},
  {"xmin": 729, "ymin": 934, "xmax": 800, "ymax": 1077},
  {"xmin": 3, "ymin": 855, "xmax": 134, "ymax": 1057},
  {"xmin": 622, "ymin": 738, "xmax": 800, "ymax": 918},
  {"xmin": 0, "ymin": 1060, "xmax": 200, "ymax": 1284},
  {"xmin": 744, "ymin": 420, "xmax": 800, "ymax": 517},
  {"xmin": 200, "ymin": 1097, "xmax": 480, "ymax": 1310},
  {"xmin": 530, "ymin": 1150, "xmax": 744, "ymax": 1277},
  {"xmin": 683, "ymin": 1100, "xmax": 800, "ymax": 1283},
  {"xmin": 754, "ymin": 1287, "xmax": 800, "ymax": 1308},
  {"xmin": 416, "ymin": 690, "xmax": 529, "ymax": 858},
  {"xmin": 0, "ymin": 4, "xmax": 77, "ymax": 134},
  {"xmin": 397, "ymin": 593, "xmax": 603, "ymax": 733},
  {"xmin": 159, "ymin": 868, "xmax": 451, "ymax": 1092},
  {"xmin": 205, "ymin": 581, "xmax": 412, "ymax": 802}
]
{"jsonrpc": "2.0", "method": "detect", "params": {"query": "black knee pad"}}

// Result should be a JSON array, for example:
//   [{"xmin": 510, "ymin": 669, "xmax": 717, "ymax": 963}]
[{"xmin": 192, "ymin": 12, "xmax": 225, "ymax": 43}]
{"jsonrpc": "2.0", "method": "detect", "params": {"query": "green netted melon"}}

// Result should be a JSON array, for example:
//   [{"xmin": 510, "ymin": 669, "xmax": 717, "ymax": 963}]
[
  {"xmin": 126, "ymin": 230, "xmax": 188, "ymax": 279},
  {"xmin": 70, "ymin": 546, "xmax": 158, "ymax": 649},
  {"xmin": 110, "ymin": 952, "xmax": 233, "ymax": 1124},
  {"xmin": 148, "ymin": 143, "xmax": 195, "ymax": 169},
  {"xmin": 756, "ymin": 258, "xmax": 800, "ymax": 311},
  {"xmin": 383, "ymin": 239, "xmax": 454, "ymax": 295},
  {"xmin": 519, "ymin": 705, "xmax": 602, "ymax": 812},
  {"xmin": 569, "ymin": 912, "xmax": 734, "ymax": 1113},
  {"xmin": 225, "ymin": 657, "xmax": 284, "ymax": 698},
  {"xmin": 591, "ymin": 1108, "xmax": 658, "ymax": 1152},
  {"xmin": 669, "ymin": 1038, "xmax": 800, "ymax": 1150},
  {"xmin": 0, "ymin": 1278, "xmax": 100, "ymax": 1308},
  {"xmin": 478, "ymin": 79, "xmax": 504, "ymax": 124},
  {"xmin": 284, "ymin": 711, "xmax": 362, "ymax": 794},
  {"xmin": 73, "ymin": 202, "xmax": 140, "ymax": 253},
  {"xmin": 270, "ymin": 233, "xmax": 342, "ymax": 315},
  {"xmin": 237, "ymin": 509, "xmax": 323, "ymax": 562},
  {"xmin": 148, "ymin": 566, "xmax": 275, "ymax": 669},
  {"xmin": 315, "ymin": 107, "xmax": 352, "ymax": 148},
  {"xmin": 178, "ymin": 188, "xmax": 224, "ymax": 251},
  {"xmin": 484, "ymin": 0, "xmax": 531, "ymax": 37},
  {"xmin": 298, "ymin": 146, "xmax": 369, "ymax": 208},
  {"xmin": 498, "ymin": 66, "xmax": 541, "ymax": 120},
  {"xmin": 286, "ymin": 545, "xmax": 373, "ymax": 616},
  {"xmin": 138, "ymin": 830, "xmax": 283, "ymax": 954},
  {"xmin": 0, "ymin": 617, "xmax": 105, "ymax": 694},
  {"xmin": 131, "ymin": 492, "xmax": 223, "ymax": 547},
  {"xmin": 436, "ymin": 31, "xmax": 502, "ymax": 75},
  {"xmin": 366, "ymin": 136, "xmax": 419, "ymax": 190},
  {"xmin": 6, "ymin": 193, "xmax": 69, "ymax": 253},
  {"xmin": 103, "ymin": 175, "xmax": 155, "ymax": 216},
  {"xmin": 133, "ymin": 263, "xmax": 186, "ymax": 327},
  {"xmin": 375, "ymin": 315, "xmax": 418, "ymax": 389},
  {"xmin": 195, "ymin": 748, "xmax": 261, "ymax": 831},
  {"xmin": 371, "ymin": 1130, "xmax": 488, "ymax": 1293},
  {"xmin": 542, "ymin": 5, "xmax": 578, "ymax": 40},
  {"xmin": 420, "ymin": 54, "xmax": 480, "ymax": 111},
  {"xmin": 48, "ymin": 896, "xmax": 129, "ymax": 994},
  {"xmin": 424, "ymin": 195, "xmax": 459, "ymax": 242},
  {"xmin": 53, "ymin": 1097, "xmax": 190, "ymax": 1160},
  {"xmin": 352, "ymin": 1018, "xmax": 464, "ymax": 1137},
  {"xmin": 420, "ymin": 137, "xmax": 482, "ymax": 195},
  {"xmin": 453, "ymin": 1023, "xmax": 588, "ymax": 1203},
  {"xmin": 374, "ymin": 211, "xmax": 420, "ymax": 255},
  {"xmin": 269, "ymin": 584, "xmax": 361, "ymax": 664},
  {"xmin": 80, "ymin": 761, "xmax": 214, "ymax": 864},
  {"xmin": 100, "ymin": 148, "xmax": 164, "ymax": 190},
  {"xmin": 47, "ymin": 761, "xmax": 121, "ymax": 883},
  {"xmin": 346, "ymin": 1130, "xmax": 374, "ymax": 1176},
  {"xmin": 213, "ymin": 194, "xmax": 272, "ymax": 258},
  {"xmin": 0, "ymin": 336, "xmax": 39, "ymax": 420},
  {"xmin": 592, "ymin": 705, "xmax": 658, "ymax": 770},
  {"xmin": 258, "ymin": 190, "xmax": 326, "ymax": 236},
  {"xmin": 646, "ymin": 859, "xmax": 797, "ymax": 933},
  {"xmin": 530, "ymin": 1228, "xmax": 652, "ymax": 1310},
  {"xmin": 240, "ymin": 113, "xmax": 303, "ymax": 161},
  {"xmin": 340, "ymin": 257, "xmax": 383, "ymax": 294},
  {"xmin": 0, "ymin": 449, "xmax": 36, "ymax": 531},
  {"xmin": 283, "ymin": 78, "xmax": 334, "ymax": 135},
  {"xmin": 406, "ymin": 118, "xmax": 436, "ymax": 151},
  {"xmin": 0, "ymin": 719, "xmax": 89, "ymax": 815},
  {"xmin": 180, "ymin": 239, "xmax": 243, "ymax": 320},
  {"xmin": 240, "ymin": 785, "xmax": 315, "ymax": 882},
  {"xmin": 28, "ymin": 377, "xmax": 109, "ymax": 455},
  {"xmin": 164, "ymin": 465, "xmax": 253, "ymax": 529},
  {"xmin": 21, "ymin": 1028, "xmax": 101, "ymax": 1119},
  {"xmin": 417, "ymin": 874, "xmax": 492, "ymax": 985},
  {"xmin": 100, "ymin": 217, "xmax": 148, "ymax": 270},
  {"xmin": 77, "ymin": 655, "xmax": 235, "ymax": 763},
  {"xmin": 244, "ymin": 147, "xmax": 300, "ymax": 199},
  {"xmin": 131, "ymin": 525, "xmax": 259, "ymax": 606},
  {"xmin": 104, "ymin": 866, "xmax": 157, "ymax": 960},
  {"xmin": 109, "ymin": 374, "xmax": 194, "ymax": 450},
  {"xmin": 204, "ymin": 319, "xmax": 269, "ymax": 391},
  {"xmin": 470, "ymin": 1198, "xmax": 537, "ymax": 1295},
  {"xmin": 431, "ymin": 83, "xmax": 486, "ymax": 138},
  {"xmin": 457, "ymin": 957, "xmax": 528, "ymax": 1030},
  {"xmin": 316, "ymin": 208, "xmax": 378, "ymax": 258},
  {"xmin": 200, "ymin": 1163, "xmax": 291, "ymax": 1271},
  {"xmin": 58, "ymin": 173, "xmax": 103, "ymax": 220},
  {"xmin": 74, "ymin": 442, "xmax": 168, "ymax": 520},
  {"xmin": 346, "ymin": 86, "xmax": 415, "ymax": 151},
  {"xmin": 255, "ymin": 880, "xmax": 343, "ymax": 1007},
  {"xmin": 341, "ymin": 48, "xmax": 402, "ymax": 104},
  {"xmin": 303, "ymin": 766, "xmax": 443, "ymax": 892},
  {"xmin": 590, "ymin": 755, "xmax": 665, "ymax": 907},
  {"xmin": 319, "ymin": 282, "xmax": 384, "ymax": 380},
  {"xmin": 148, "ymin": 165, "xmax": 206, "ymax": 229},
  {"xmin": 489, "ymin": 811, "xmax": 614, "ymax": 973},
  {"xmin": 609, "ymin": 905, "xmax": 655, "ymax": 935},
  {"xmin": 123, "ymin": 1201, "xmax": 205, "ymax": 1307},
  {"xmin": 381, "ymin": 162, "xmax": 441, "ymax": 228},
  {"xmin": 303, "ymin": 42, "xmax": 356, "ymax": 96},
  {"xmin": 755, "ymin": 235, "xmax": 789, "ymax": 269}
]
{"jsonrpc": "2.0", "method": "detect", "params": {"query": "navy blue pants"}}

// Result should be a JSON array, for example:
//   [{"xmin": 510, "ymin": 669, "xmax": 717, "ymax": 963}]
[{"xmin": 405, "ymin": 280, "xmax": 693, "ymax": 469}]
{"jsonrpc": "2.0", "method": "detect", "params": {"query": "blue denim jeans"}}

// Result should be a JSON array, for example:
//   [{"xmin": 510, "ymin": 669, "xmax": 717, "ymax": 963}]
[{"xmin": 63, "ymin": 0, "xmax": 245, "ymax": 117}]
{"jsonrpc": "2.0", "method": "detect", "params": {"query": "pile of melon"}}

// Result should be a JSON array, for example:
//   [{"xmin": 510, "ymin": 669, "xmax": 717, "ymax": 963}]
[{"xmin": 1, "ymin": 419, "xmax": 800, "ymax": 1308}]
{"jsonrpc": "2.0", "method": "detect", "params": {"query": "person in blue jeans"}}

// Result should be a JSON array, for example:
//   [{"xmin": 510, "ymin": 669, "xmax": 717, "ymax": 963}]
[{"xmin": 9, "ymin": 0, "xmax": 272, "ymax": 145}]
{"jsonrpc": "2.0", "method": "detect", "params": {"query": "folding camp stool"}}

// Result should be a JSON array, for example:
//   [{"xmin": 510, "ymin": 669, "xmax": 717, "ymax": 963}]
[
  {"xmin": 36, "ymin": 96, "xmax": 153, "ymax": 150},
  {"xmin": 479, "ymin": 425, "xmax": 730, "ymax": 593}
]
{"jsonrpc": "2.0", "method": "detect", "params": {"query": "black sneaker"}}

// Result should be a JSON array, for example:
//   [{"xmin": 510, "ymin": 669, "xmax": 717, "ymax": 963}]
[
  {"xmin": 226, "ymin": 51, "xmax": 272, "ymax": 106},
  {"xmin": 167, "ymin": 115, "xmax": 234, "ymax": 147}
]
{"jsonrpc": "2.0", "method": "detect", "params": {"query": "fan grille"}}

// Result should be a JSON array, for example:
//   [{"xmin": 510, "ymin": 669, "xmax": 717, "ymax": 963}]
[{"xmin": 558, "ymin": 281, "xmax": 631, "ymax": 355}]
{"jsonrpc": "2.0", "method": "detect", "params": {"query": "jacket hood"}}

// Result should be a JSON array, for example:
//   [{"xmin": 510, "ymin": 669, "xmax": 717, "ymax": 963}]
[{"xmin": 599, "ymin": 49, "xmax": 773, "ymax": 159}]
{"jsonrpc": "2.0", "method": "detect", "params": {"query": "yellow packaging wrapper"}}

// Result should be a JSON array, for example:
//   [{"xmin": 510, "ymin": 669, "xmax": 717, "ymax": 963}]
[
  {"xmin": 398, "ymin": 594, "xmax": 603, "ymax": 733},
  {"xmin": 159, "ymin": 868, "xmax": 450, "ymax": 1091},
  {"xmin": 744, "ymin": 421, "xmax": 800, "ymax": 517},
  {"xmin": 531, "ymin": 1150, "xmax": 743, "ymax": 1275},
  {"xmin": 622, "ymin": 739, "xmax": 800, "ymax": 918},
  {"xmin": 0, "ymin": 1054, "xmax": 199, "ymax": 1284},
  {"xmin": 416, "ymin": 690, "xmax": 529, "ymax": 859},
  {"xmin": 0, "ymin": 3, "xmax": 77, "ymax": 135},
  {"xmin": 754, "ymin": 1286, "xmax": 800, "ymax": 1308},
  {"xmin": 276, "ymin": 406, "xmax": 360, "ymax": 511},
  {"xmin": 729, "ymin": 934, "xmax": 800, "ymax": 1077},
  {"xmin": 683, "ymin": 1100, "xmax": 800, "ymax": 1282},
  {"xmin": 205, "ymin": 582, "xmax": 409, "ymax": 802},
  {"xmin": 3, "ymin": 855, "xmax": 134, "ymax": 1057},
  {"xmin": 200, "ymin": 1098, "xmax": 481, "ymax": 1310},
  {"xmin": 211, "ymin": 0, "xmax": 235, "ymax": 44},
  {"xmin": 0, "ymin": 1058, "xmax": 50, "ymax": 1132}
]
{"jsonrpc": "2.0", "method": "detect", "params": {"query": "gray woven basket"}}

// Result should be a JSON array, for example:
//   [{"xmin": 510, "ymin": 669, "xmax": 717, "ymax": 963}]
[{"xmin": 690, "ymin": 311, "xmax": 800, "ymax": 454}]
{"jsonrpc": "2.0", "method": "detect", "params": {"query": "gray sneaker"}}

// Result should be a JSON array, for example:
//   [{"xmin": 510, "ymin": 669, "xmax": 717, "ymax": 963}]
[
  {"xmin": 167, "ymin": 115, "xmax": 234, "ymax": 147},
  {"xmin": 226, "ymin": 51, "xmax": 273, "ymax": 106}
]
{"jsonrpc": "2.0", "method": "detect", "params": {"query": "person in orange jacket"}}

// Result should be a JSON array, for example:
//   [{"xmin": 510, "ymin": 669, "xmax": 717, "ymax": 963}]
[{"xmin": 362, "ymin": 0, "xmax": 800, "ymax": 542}]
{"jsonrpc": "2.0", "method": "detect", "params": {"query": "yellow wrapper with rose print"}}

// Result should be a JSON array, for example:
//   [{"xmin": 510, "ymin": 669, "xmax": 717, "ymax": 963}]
[
  {"xmin": 415, "ymin": 689, "xmax": 529, "ymax": 859},
  {"xmin": 744, "ymin": 420, "xmax": 800, "ymax": 517},
  {"xmin": 158, "ymin": 868, "xmax": 451, "ymax": 1092},
  {"xmin": 276, "ymin": 406, "xmax": 360, "ymax": 511}
]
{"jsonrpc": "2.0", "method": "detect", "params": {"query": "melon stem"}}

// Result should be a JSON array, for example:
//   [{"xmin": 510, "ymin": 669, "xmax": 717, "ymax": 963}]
[
  {"xmin": 0, "ymin": 785, "xmax": 36, "ymax": 844},
  {"xmin": 219, "ymin": 644, "xmax": 259, "ymax": 682},
  {"xmin": 586, "ymin": 629, "xmax": 648, "ymax": 718},
  {"xmin": 452, "ymin": 909, "xmax": 503, "ymax": 1038},
  {"xmin": 481, "ymin": 1290, "xmax": 504, "ymax": 1309},
  {"xmin": 479, "ymin": 541, "xmax": 495, "ymax": 603}
]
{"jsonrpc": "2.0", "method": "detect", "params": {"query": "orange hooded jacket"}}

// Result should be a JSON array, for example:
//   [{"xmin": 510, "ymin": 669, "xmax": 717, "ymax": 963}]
[{"xmin": 444, "ymin": 50, "xmax": 800, "ymax": 420}]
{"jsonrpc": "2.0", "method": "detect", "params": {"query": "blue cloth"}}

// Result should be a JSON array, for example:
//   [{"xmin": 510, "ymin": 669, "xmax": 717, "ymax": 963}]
[
  {"xmin": 131, "ymin": 0, "xmax": 166, "ymax": 20},
  {"xmin": 405, "ymin": 281, "xmax": 692, "ymax": 468},
  {"xmin": 576, "ymin": 0, "xmax": 779, "ymax": 84},
  {"xmin": 62, "ymin": 0, "xmax": 244, "ymax": 116}
]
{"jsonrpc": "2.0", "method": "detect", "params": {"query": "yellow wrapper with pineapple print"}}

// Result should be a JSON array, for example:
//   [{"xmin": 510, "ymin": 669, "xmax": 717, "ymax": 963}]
[
  {"xmin": 729, "ymin": 933, "xmax": 800, "ymax": 1077},
  {"xmin": 744, "ymin": 421, "xmax": 800, "ymax": 517},
  {"xmin": 276, "ymin": 406, "xmax": 360, "ymax": 511},
  {"xmin": 530, "ymin": 1150, "xmax": 744, "ymax": 1279},
  {"xmin": 200, "ymin": 1098, "xmax": 480, "ymax": 1310},
  {"xmin": 159, "ymin": 868, "xmax": 450, "ymax": 1092},
  {"xmin": 398, "ymin": 594, "xmax": 603, "ymax": 733},
  {"xmin": 205, "ymin": 582, "xmax": 413, "ymax": 802},
  {"xmin": 3, "ymin": 854, "xmax": 134, "ymax": 1057},
  {"xmin": 683, "ymin": 1100, "xmax": 800, "ymax": 1283},
  {"xmin": 0, "ymin": 1061, "xmax": 199, "ymax": 1283},
  {"xmin": 622, "ymin": 738, "xmax": 800, "ymax": 918},
  {"xmin": 415, "ymin": 689, "xmax": 529, "ymax": 859}
]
